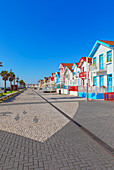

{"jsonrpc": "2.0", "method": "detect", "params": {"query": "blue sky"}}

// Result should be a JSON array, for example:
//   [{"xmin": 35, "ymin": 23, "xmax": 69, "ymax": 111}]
[{"xmin": 0, "ymin": 0, "xmax": 114, "ymax": 85}]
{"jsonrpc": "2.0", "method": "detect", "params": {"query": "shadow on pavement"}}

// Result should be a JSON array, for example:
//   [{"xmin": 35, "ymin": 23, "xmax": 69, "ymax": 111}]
[{"xmin": 0, "ymin": 120, "xmax": 113, "ymax": 170}]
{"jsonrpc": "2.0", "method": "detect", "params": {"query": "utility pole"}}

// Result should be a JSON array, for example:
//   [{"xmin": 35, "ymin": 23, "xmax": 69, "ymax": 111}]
[
  {"xmin": 86, "ymin": 57, "xmax": 89, "ymax": 101},
  {"xmin": 50, "ymin": 77, "xmax": 51, "ymax": 93},
  {"xmin": 0, "ymin": 62, "xmax": 3, "ymax": 94},
  {"xmin": 60, "ymin": 79, "xmax": 61, "ymax": 94}
]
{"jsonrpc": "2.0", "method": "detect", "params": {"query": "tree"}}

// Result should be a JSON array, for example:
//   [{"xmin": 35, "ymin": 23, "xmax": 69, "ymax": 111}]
[
  {"xmin": 9, "ymin": 70, "xmax": 15, "ymax": 92},
  {"xmin": 0, "ymin": 70, "xmax": 10, "ymax": 93},
  {"xmin": 13, "ymin": 74, "xmax": 15, "ymax": 91},
  {"xmin": 16, "ymin": 77, "xmax": 19, "ymax": 90},
  {"xmin": 19, "ymin": 80, "xmax": 25, "ymax": 88}
]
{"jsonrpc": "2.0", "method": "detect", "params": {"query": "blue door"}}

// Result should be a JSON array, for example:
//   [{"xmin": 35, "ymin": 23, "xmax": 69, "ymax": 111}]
[
  {"xmin": 107, "ymin": 74, "xmax": 112, "ymax": 92},
  {"xmin": 99, "ymin": 54, "xmax": 103, "ymax": 69}
]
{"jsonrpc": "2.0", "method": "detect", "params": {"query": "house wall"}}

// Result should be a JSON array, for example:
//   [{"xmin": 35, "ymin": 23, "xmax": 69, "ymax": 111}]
[
  {"xmin": 72, "ymin": 64, "xmax": 80, "ymax": 86},
  {"xmin": 91, "ymin": 44, "xmax": 114, "ymax": 89},
  {"xmin": 112, "ymin": 48, "xmax": 114, "ymax": 91},
  {"xmin": 70, "ymin": 91, "xmax": 78, "ymax": 96},
  {"xmin": 59, "ymin": 64, "xmax": 65, "ymax": 83},
  {"xmin": 54, "ymin": 74, "xmax": 60, "ymax": 84},
  {"xmin": 80, "ymin": 61, "xmax": 92, "ymax": 86},
  {"xmin": 64, "ymin": 68, "xmax": 73, "ymax": 86}
]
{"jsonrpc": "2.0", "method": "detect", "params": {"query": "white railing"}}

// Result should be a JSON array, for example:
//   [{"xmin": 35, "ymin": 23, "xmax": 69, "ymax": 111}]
[
  {"xmin": 78, "ymin": 86, "xmax": 109, "ymax": 93},
  {"xmin": 90, "ymin": 63, "xmax": 107, "ymax": 72}
]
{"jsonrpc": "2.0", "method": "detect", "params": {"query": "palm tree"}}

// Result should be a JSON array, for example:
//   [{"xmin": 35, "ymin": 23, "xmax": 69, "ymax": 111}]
[
  {"xmin": 23, "ymin": 82, "xmax": 25, "ymax": 87},
  {"xmin": 0, "ymin": 70, "xmax": 10, "ymax": 93},
  {"xmin": 9, "ymin": 70, "xmax": 15, "ymax": 92},
  {"xmin": 19, "ymin": 80, "xmax": 24, "ymax": 89},
  {"xmin": 13, "ymin": 74, "xmax": 15, "ymax": 91},
  {"xmin": 16, "ymin": 77, "xmax": 19, "ymax": 90}
]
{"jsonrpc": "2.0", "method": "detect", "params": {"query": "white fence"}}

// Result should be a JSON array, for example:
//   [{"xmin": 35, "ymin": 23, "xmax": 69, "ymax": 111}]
[
  {"xmin": 90, "ymin": 63, "xmax": 107, "ymax": 72},
  {"xmin": 78, "ymin": 86, "xmax": 110, "ymax": 93}
]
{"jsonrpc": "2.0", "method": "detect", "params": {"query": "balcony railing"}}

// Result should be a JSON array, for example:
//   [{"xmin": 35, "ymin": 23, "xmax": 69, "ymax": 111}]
[
  {"xmin": 78, "ymin": 86, "xmax": 110, "ymax": 93},
  {"xmin": 90, "ymin": 63, "xmax": 107, "ymax": 72},
  {"xmin": 79, "ymin": 71, "xmax": 86, "ymax": 78},
  {"xmin": 79, "ymin": 72, "xmax": 89, "ymax": 78}
]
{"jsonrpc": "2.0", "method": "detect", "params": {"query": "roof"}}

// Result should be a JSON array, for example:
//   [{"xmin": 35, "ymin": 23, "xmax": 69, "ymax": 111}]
[
  {"xmin": 61, "ymin": 63, "xmax": 73, "ymax": 67},
  {"xmin": 39, "ymin": 79, "xmax": 43, "ymax": 82},
  {"xmin": 56, "ymin": 72, "xmax": 60, "ymax": 75},
  {"xmin": 64, "ymin": 66, "xmax": 73, "ymax": 75},
  {"xmin": 77, "ymin": 57, "xmax": 92, "ymax": 68},
  {"xmin": 99, "ymin": 40, "xmax": 114, "ymax": 46},
  {"xmin": 67, "ymin": 66, "xmax": 73, "ymax": 72},
  {"xmin": 72, "ymin": 62, "xmax": 79, "ymax": 70},
  {"xmin": 88, "ymin": 40, "xmax": 114, "ymax": 58}
]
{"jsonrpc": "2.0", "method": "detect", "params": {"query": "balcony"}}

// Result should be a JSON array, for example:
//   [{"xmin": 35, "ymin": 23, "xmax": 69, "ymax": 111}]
[
  {"xmin": 79, "ymin": 71, "xmax": 87, "ymax": 78},
  {"xmin": 90, "ymin": 63, "xmax": 107, "ymax": 72}
]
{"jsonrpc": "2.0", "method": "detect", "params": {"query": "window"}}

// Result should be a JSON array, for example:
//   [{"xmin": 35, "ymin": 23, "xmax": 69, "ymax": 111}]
[
  {"xmin": 78, "ymin": 79, "xmax": 80, "ymax": 86},
  {"xmin": 99, "ymin": 75, "xmax": 104, "ymax": 87},
  {"xmin": 99, "ymin": 54, "xmax": 104, "ymax": 69},
  {"xmin": 93, "ymin": 57, "xmax": 96, "ymax": 66},
  {"xmin": 107, "ymin": 51, "xmax": 112, "ymax": 62},
  {"xmin": 93, "ymin": 76, "xmax": 97, "ymax": 86}
]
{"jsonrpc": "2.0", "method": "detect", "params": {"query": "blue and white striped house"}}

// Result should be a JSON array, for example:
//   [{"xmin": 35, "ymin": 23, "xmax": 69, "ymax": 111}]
[{"xmin": 89, "ymin": 40, "xmax": 114, "ymax": 93}]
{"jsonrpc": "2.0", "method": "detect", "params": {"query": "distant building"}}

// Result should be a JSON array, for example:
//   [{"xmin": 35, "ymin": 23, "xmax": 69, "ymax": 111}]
[
  {"xmin": 59, "ymin": 63, "xmax": 73, "ymax": 84},
  {"xmin": 77, "ymin": 57, "xmax": 92, "ymax": 87}
]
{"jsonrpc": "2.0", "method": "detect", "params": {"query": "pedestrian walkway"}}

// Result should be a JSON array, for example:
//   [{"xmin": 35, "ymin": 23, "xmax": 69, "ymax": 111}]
[
  {"xmin": 40, "ymin": 91, "xmax": 114, "ymax": 149},
  {"xmin": 0, "ymin": 89, "xmax": 114, "ymax": 170}
]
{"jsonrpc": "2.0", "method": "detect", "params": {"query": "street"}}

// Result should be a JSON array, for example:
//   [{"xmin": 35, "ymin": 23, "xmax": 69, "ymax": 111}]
[{"xmin": 0, "ymin": 89, "xmax": 114, "ymax": 170}]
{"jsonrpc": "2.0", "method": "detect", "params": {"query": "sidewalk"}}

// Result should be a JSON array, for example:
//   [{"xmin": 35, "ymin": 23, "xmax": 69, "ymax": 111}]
[{"xmin": 38, "ymin": 91, "xmax": 114, "ymax": 149}]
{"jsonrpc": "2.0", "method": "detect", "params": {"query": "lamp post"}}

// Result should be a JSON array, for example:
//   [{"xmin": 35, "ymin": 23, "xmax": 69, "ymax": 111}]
[
  {"xmin": 50, "ymin": 77, "xmax": 51, "ymax": 93},
  {"xmin": 0, "ymin": 62, "xmax": 3, "ymax": 93},
  {"xmin": 9, "ymin": 69, "xmax": 13, "ymax": 93},
  {"xmin": 60, "ymin": 77, "xmax": 61, "ymax": 94},
  {"xmin": 16, "ymin": 77, "xmax": 19, "ymax": 91},
  {"xmin": 86, "ymin": 57, "xmax": 89, "ymax": 101}
]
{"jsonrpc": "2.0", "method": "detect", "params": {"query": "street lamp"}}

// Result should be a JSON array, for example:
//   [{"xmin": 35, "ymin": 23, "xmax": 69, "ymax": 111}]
[
  {"xmin": 9, "ymin": 69, "xmax": 14, "ymax": 93},
  {"xmin": 0, "ymin": 62, "xmax": 3, "ymax": 93},
  {"xmin": 86, "ymin": 57, "xmax": 89, "ymax": 101}
]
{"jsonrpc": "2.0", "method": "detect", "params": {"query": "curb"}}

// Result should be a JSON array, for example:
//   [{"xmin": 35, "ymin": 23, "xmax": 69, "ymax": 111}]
[{"xmin": 0, "ymin": 89, "xmax": 26, "ymax": 102}]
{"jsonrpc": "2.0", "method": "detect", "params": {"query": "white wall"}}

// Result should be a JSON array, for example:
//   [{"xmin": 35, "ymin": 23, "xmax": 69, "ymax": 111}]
[
  {"xmin": 70, "ymin": 91, "xmax": 78, "ymax": 96},
  {"xmin": 91, "ymin": 44, "xmax": 114, "ymax": 88},
  {"xmin": 112, "ymin": 48, "xmax": 114, "ymax": 89},
  {"xmin": 64, "ymin": 68, "xmax": 73, "ymax": 86},
  {"xmin": 80, "ymin": 61, "xmax": 92, "ymax": 86}
]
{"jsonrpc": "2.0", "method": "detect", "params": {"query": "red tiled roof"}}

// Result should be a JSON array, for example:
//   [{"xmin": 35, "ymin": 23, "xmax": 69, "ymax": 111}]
[
  {"xmin": 57, "ymin": 72, "xmax": 60, "ymax": 75},
  {"xmin": 61, "ymin": 63, "xmax": 73, "ymax": 67},
  {"xmin": 67, "ymin": 66, "xmax": 73, "ymax": 72},
  {"xmin": 88, "ymin": 58, "xmax": 92, "ymax": 63},
  {"xmin": 77, "ymin": 57, "xmax": 92, "ymax": 68},
  {"xmin": 99, "ymin": 40, "xmax": 114, "ymax": 46}
]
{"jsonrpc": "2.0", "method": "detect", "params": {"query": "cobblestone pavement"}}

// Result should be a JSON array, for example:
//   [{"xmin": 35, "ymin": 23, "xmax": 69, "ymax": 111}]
[
  {"xmin": 0, "ymin": 89, "xmax": 114, "ymax": 170},
  {"xmin": 0, "ymin": 89, "xmax": 78, "ymax": 142},
  {"xmin": 39, "ymin": 91, "xmax": 114, "ymax": 148}
]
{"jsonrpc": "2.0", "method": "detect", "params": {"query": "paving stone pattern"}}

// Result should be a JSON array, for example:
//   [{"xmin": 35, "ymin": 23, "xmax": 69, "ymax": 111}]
[
  {"xmin": 0, "ymin": 89, "xmax": 114, "ymax": 170},
  {"xmin": 40, "ymin": 91, "xmax": 114, "ymax": 149}
]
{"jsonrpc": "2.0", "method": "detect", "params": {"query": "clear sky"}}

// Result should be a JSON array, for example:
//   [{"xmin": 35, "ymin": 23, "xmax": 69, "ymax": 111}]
[{"xmin": 0, "ymin": 0, "xmax": 114, "ymax": 85}]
